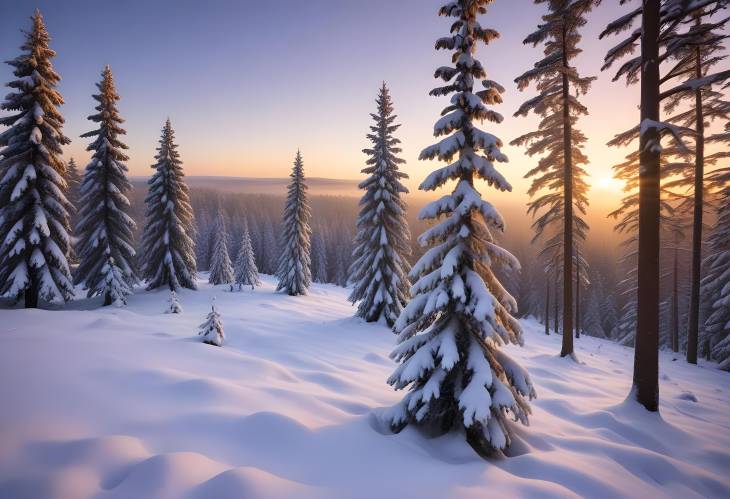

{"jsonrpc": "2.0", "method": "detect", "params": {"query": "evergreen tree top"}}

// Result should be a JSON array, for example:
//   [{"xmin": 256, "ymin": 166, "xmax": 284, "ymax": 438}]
[
  {"xmin": 418, "ymin": 0, "xmax": 511, "ymax": 194},
  {"xmin": 80, "ymin": 65, "xmax": 129, "ymax": 160},
  {"xmin": 66, "ymin": 157, "xmax": 82, "ymax": 183},
  {"xmin": 514, "ymin": 1, "xmax": 597, "ymax": 112},
  {"xmin": 0, "ymin": 9, "xmax": 69, "ymax": 157},
  {"xmin": 153, "ymin": 119, "xmax": 183, "ymax": 170},
  {"xmin": 290, "ymin": 150, "xmax": 306, "ymax": 183},
  {"xmin": 360, "ymin": 82, "xmax": 409, "ymax": 193}
]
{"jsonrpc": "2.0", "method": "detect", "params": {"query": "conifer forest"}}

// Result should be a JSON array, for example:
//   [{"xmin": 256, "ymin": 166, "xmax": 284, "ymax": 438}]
[{"xmin": 0, "ymin": 1, "xmax": 729, "ymax": 498}]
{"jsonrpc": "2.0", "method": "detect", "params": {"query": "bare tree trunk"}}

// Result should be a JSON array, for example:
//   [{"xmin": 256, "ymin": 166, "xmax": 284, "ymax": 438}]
[
  {"xmin": 672, "ymin": 245, "xmax": 680, "ymax": 353},
  {"xmin": 24, "ymin": 277, "xmax": 39, "ymax": 308},
  {"xmin": 554, "ymin": 275, "xmax": 560, "ymax": 336},
  {"xmin": 687, "ymin": 32, "xmax": 704, "ymax": 365},
  {"xmin": 545, "ymin": 277, "xmax": 551, "ymax": 335},
  {"xmin": 633, "ymin": 0, "xmax": 661, "ymax": 412},
  {"xmin": 575, "ymin": 255, "xmax": 581, "ymax": 339},
  {"xmin": 560, "ymin": 18, "xmax": 575, "ymax": 357}
]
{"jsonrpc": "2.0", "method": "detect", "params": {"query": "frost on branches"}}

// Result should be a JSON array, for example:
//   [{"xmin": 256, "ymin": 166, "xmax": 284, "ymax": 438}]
[
  {"xmin": 385, "ymin": 0, "xmax": 535, "ymax": 457},
  {"xmin": 199, "ymin": 298, "xmax": 224, "ymax": 346},
  {"xmin": 140, "ymin": 119, "xmax": 197, "ymax": 291},
  {"xmin": 208, "ymin": 209, "xmax": 234, "ymax": 286},
  {"xmin": 348, "ymin": 83, "xmax": 412, "ymax": 328},
  {"xmin": 74, "ymin": 66, "xmax": 138, "ymax": 306},
  {"xmin": 703, "ymin": 148, "xmax": 730, "ymax": 370},
  {"xmin": 0, "ymin": 10, "xmax": 73, "ymax": 308},
  {"xmin": 234, "ymin": 223, "xmax": 260, "ymax": 290},
  {"xmin": 276, "ymin": 151, "xmax": 312, "ymax": 296}
]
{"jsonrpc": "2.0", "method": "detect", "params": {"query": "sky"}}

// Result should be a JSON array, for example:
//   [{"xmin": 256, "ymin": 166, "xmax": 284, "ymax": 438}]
[{"xmin": 0, "ymin": 0, "xmax": 727, "ymax": 213}]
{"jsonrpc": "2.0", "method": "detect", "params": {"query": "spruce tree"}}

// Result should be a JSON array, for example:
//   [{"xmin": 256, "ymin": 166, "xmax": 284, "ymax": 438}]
[
  {"xmin": 0, "ymin": 10, "xmax": 73, "ymax": 308},
  {"xmin": 386, "ymin": 0, "xmax": 535, "ymax": 457},
  {"xmin": 512, "ymin": 0, "xmax": 596, "ymax": 357},
  {"xmin": 348, "ymin": 83, "xmax": 411, "ymax": 327},
  {"xmin": 199, "ymin": 299, "xmax": 224, "ymax": 346},
  {"xmin": 208, "ymin": 209, "xmax": 234, "ymax": 285},
  {"xmin": 195, "ymin": 208, "xmax": 214, "ymax": 271},
  {"xmin": 311, "ymin": 231, "xmax": 329, "ymax": 283},
  {"xmin": 262, "ymin": 220, "xmax": 278, "ymax": 274},
  {"xmin": 702, "ymin": 137, "xmax": 730, "ymax": 370},
  {"xmin": 140, "ymin": 119, "xmax": 197, "ymax": 291},
  {"xmin": 74, "ymin": 66, "xmax": 137, "ymax": 306},
  {"xmin": 276, "ymin": 150, "xmax": 312, "ymax": 296},
  {"xmin": 234, "ymin": 223, "xmax": 260, "ymax": 290},
  {"xmin": 66, "ymin": 158, "xmax": 82, "ymax": 213},
  {"xmin": 66, "ymin": 157, "xmax": 83, "ymax": 244}
]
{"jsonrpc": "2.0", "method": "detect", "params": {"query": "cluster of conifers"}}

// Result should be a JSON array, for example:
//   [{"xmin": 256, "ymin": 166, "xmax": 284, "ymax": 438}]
[{"xmin": 0, "ymin": 10, "xmax": 316, "ymax": 308}]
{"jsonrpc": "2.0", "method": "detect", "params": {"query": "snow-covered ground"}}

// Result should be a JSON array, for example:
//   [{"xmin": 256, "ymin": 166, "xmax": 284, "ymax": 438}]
[{"xmin": 1, "ymin": 276, "xmax": 729, "ymax": 499}]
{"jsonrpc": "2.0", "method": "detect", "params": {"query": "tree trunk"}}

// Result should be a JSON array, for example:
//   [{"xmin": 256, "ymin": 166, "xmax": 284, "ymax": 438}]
[
  {"xmin": 687, "ymin": 34, "xmax": 704, "ymax": 365},
  {"xmin": 545, "ymin": 277, "xmax": 550, "ymax": 335},
  {"xmin": 633, "ymin": 0, "xmax": 661, "ymax": 412},
  {"xmin": 554, "ymin": 275, "xmax": 560, "ymax": 336},
  {"xmin": 560, "ymin": 18, "xmax": 575, "ymax": 356},
  {"xmin": 671, "ymin": 245, "xmax": 679, "ymax": 353},
  {"xmin": 103, "ymin": 291, "xmax": 112, "ymax": 306},
  {"xmin": 24, "ymin": 277, "xmax": 39, "ymax": 308},
  {"xmin": 575, "ymin": 255, "xmax": 581, "ymax": 339}
]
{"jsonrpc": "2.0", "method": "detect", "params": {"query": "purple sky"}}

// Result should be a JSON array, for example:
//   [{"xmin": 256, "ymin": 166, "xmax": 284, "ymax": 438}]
[{"xmin": 2, "ymin": 0, "xmax": 726, "ymax": 208}]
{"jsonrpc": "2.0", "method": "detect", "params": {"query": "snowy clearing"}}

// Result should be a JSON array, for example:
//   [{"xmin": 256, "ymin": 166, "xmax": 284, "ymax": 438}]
[{"xmin": 0, "ymin": 275, "xmax": 729, "ymax": 499}]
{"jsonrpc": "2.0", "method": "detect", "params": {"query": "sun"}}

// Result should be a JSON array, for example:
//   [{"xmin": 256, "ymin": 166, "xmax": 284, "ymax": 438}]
[{"xmin": 592, "ymin": 175, "xmax": 623, "ymax": 193}]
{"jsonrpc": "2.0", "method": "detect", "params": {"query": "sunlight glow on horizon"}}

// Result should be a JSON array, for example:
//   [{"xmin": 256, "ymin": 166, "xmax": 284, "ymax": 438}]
[{"xmin": 1, "ymin": 0, "xmax": 727, "ymax": 210}]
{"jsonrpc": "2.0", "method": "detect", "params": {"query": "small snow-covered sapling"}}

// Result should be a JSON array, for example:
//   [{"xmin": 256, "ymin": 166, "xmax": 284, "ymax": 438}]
[
  {"xmin": 165, "ymin": 290, "xmax": 183, "ymax": 314},
  {"xmin": 199, "ymin": 298, "xmax": 224, "ymax": 346}
]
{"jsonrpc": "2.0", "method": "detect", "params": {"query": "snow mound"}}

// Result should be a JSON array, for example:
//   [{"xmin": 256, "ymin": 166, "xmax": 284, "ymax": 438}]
[{"xmin": 0, "ymin": 275, "xmax": 729, "ymax": 498}]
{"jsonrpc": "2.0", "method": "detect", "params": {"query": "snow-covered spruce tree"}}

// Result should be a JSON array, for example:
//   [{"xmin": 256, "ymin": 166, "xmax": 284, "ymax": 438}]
[
  {"xmin": 66, "ymin": 158, "xmax": 82, "ymax": 213},
  {"xmin": 165, "ymin": 289, "xmax": 182, "ymax": 314},
  {"xmin": 199, "ymin": 298, "xmax": 224, "ymax": 346},
  {"xmin": 140, "ymin": 119, "xmax": 197, "ymax": 291},
  {"xmin": 261, "ymin": 219, "xmax": 278, "ymax": 274},
  {"xmin": 348, "ymin": 83, "xmax": 412, "ymax": 327},
  {"xmin": 66, "ymin": 158, "xmax": 84, "ymax": 254},
  {"xmin": 512, "ymin": 0, "xmax": 596, "ymax": 357},
  {"xmin": 0, "ymin": 10, "xmax": 73, "ymax": 308},
  {"xmin": 195, "ymin": 207, "xmax": 214, "ymax": 271},
  {"xmin": 386, "ymin": 0, "xmax": 536, "ymax": 457},
  {"xmin": 276, "ymin": 150, "xmax": 312, "ymax": 296},
  {"xmin": 702, "ymin": 133, "xmax": 730, "ymax": 370},
  {"xmin": 311, "ymin": 230, "xmax": 329, "ymax": 283},
  {"xmin": 74, "ymin": 66, "xmax": 138, "ymax": 306},
  {"xmin": 208, "ymin": 209, "xmax": 234, "ymax": 285},
  {"xmin": 234, "ymin": 223, "xmax": 260, "ymax": 290}
]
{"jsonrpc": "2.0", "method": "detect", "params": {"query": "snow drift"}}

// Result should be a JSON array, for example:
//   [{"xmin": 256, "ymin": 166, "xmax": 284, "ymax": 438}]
[{"xmin": 0, "ymin": 276, "xmax": 728, "ymax": 498}]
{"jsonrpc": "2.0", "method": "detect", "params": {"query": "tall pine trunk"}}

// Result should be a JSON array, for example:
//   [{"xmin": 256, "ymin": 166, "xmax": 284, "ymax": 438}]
[
  {"xmin": 687, "ymin": 34, "xmax": 704, "ymax": 365},
  {"xmin": 554, "ymin": 275, "xmax": 560, "ymax": 335},
  {"xmin": 575, "ymin": 255, "xmax": 581, "ymax": 339},
  {"xmin": 24, "ymin": 279, "xmax": 39, "ymax": 308},
  {"xmin": 545, "ymin": 278, "xmax": 551, "ymax": 335},
  {"xmin": 560, "ymin": 19, "xmax": 574, "ymax": 357},
  {"xmin": 672, "ymin": 245, "xmax": 680, "ymax": 353},
  {"xmin": 633, "ymin": 0, "xmax": 661, "ymax": 412}
]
